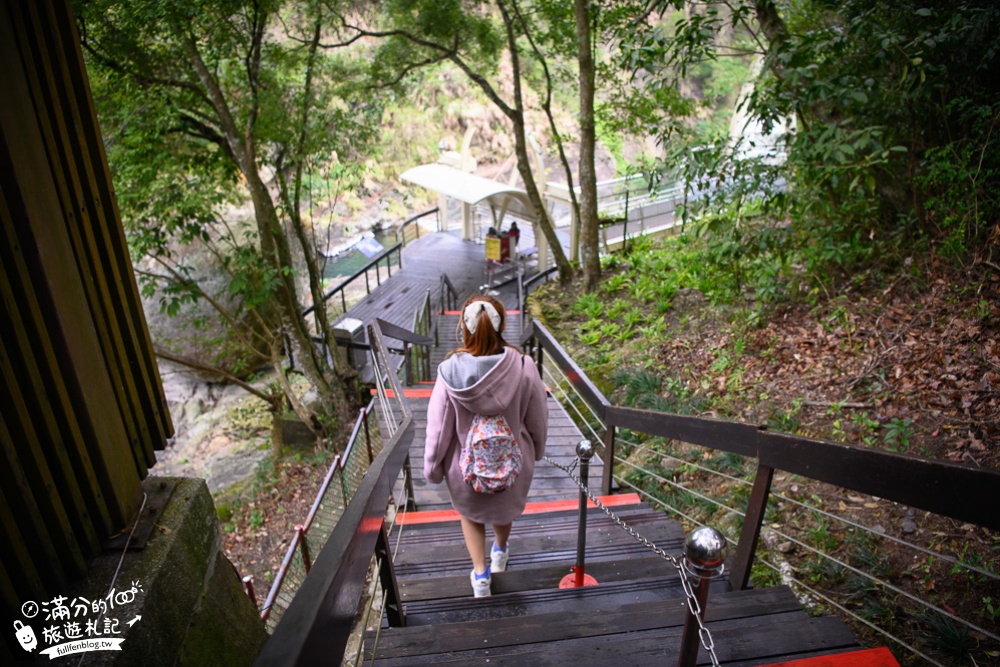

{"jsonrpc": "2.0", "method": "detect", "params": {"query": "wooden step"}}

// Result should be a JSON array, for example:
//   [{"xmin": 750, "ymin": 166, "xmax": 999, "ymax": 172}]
[
  {"xmin": 365, "ymin": 586, "xmax": 860, "ymax": 665},
  {"xmin": 392, "ymin": 503, "xmax": 685, "ymax": 580},
  {"xmin": 401, "ymin": 576, "xmax": 730, "ymax": 626},
  {"xmin": 400, "ymin": 555, "xmax": 685, "ymax": 602}
]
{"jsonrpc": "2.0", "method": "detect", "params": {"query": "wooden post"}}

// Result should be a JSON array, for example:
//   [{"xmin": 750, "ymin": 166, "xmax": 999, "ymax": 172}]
[
  {"xmin": 728, "ymin": 464, "xmax": 774, "ymax": 591},
  {"xmin": 364, "ymin": 407, "xmax": 373, "ymax": 464},
  {"xmin": 375, "ymin": 521, "xmax": 406, "ymax": 627},
  {"xmin": 297, "ymin": 525, "xmax": 312, "ymax": 574},
  {"xmin": 601, "ymin": 427, "xmax": 616, "ymax": 496},
  {"xmin": 403, "ymin": 454, "xmax": 416, "ymax": 511}
]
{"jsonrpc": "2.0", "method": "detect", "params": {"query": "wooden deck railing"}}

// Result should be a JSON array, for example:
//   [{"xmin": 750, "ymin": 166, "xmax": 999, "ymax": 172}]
[
  {"xmin": 395, "ymin": 207, "xmax": 439, "ymax": 247},
  {"xmin": 523, "ymin": 319, "xmax": 1000, "ymax": 594},
  {"xmin": 255, "ymin": 320, "xmax": 414, "ymax": 666},
  {"xmin": 257, "ymin": 399, "xmax": 384, "ymax": 630},
  {"xmin": 302, "ymin": 243, "xmax": 404, "ymax": 318}
]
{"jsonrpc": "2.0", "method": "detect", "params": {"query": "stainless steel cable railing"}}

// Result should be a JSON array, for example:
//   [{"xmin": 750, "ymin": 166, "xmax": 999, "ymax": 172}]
[
  {"xmin": 519, "ymin": 310, "xmax": 1000, "ymax": 667},
  {"xmin": 256, "ymin": 319, "xmax": 415, "ymax": 666}
]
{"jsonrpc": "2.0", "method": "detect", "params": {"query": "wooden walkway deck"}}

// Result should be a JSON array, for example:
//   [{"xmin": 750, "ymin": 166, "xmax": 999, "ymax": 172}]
[
  {"xmin": 332, "ymin": 229, "xmax": 527, "ymax": 333},
  {"xmin": 335, "ymin": 229, "xmax": 880, "ymax": 667}
]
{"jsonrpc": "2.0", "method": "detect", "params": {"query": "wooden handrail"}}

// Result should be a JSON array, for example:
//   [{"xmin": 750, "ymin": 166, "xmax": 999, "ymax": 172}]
[
  {"xmin": 605, "ymin": 404, "xmax": 1000, "ymax": 531},
  {"xmin": 395, "ymin": 207, "xmax": 439, "ymax": 245},
  {"xmin": 302, "ymin": 243, "xmax": 403, "ymax": 317},
  {"xmin": 376, "ymin": 318, "xmax": 434, "ymax": 347},
  {"xmin": 526, "ymin": 318, "xmax": 1000, "ymax": 531},
  {"xmin": 530, "ymin": 320, "xmax": 611, "ymax": 417},
  {"xmin": 523, "ymin": 266, "xmax": 558, "ymax": 293},
  {"xmin": 526, "ymin": 316, "xmax": 1000, "ymax": 595}
]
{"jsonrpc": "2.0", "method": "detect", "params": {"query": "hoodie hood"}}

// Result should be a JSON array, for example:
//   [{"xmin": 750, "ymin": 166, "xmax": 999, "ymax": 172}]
[{"xmin": 437, "ymin": 348, "xmax": 522, "ymax": 414}]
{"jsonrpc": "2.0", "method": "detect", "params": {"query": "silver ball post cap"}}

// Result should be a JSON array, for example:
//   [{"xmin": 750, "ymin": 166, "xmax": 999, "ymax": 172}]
[
  {"xmin": 576, "ymin": 439, "xmax": 595, "ymax": 460},
  {"xmin": 684, "ymin": 526, "xmax": 727, "ymax": 571}
]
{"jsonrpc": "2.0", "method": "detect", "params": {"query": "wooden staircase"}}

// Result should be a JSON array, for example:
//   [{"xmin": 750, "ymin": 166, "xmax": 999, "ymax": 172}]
[
  {"xmin": 364, "ymin": 498, "xmax": 869, "ymax": 666},
  {"xmin": 335, "ymin": 253, "xmax": 898, "ymax": 665}
]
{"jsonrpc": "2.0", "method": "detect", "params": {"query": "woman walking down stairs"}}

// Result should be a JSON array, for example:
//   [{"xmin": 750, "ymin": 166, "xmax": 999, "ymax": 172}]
[
  {"xmin": 361, "ymin": 309, "xmax": 887, "ymax": 666},
  {"xmin": 276, "ymin": 228, "xmax": 902, "ymax": 666}
]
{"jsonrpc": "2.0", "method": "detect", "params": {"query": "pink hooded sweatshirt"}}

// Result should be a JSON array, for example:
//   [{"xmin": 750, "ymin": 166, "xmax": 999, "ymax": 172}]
[{"xmin": 423, "ymin": 347, "xmax": 549, "ymax": 525}]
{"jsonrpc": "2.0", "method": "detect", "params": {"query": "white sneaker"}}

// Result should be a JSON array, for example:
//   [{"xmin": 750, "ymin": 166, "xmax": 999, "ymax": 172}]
[
  {"xmin": 490, "ymin": 543, "xmax": 509, "ymax": 572},
  {"xmin": 470, "ymin": 569, "xmax": 491, "ymax": 597}
]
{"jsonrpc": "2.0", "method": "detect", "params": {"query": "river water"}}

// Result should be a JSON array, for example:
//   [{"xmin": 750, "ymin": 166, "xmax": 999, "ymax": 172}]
[{"xmin": 321, "ymin": 230, "xmax": 396, "ymax": 281}]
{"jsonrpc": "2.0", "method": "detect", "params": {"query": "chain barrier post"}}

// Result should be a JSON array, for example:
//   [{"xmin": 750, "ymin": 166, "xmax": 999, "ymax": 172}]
[
  {"xmin": 544, "ymin": 453, "xmax": 723, "ymax": 666},
  {"xmin": 560, "ymin": 440, "xmax": 599, "ymax": 588},
  {"xmin": 677, "ymin": 526, "xmax": 727, "ymax": 667}
]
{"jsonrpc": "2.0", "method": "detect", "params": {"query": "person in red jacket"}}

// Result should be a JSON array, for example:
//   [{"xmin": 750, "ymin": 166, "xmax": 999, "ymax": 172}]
[
  {"xmin": 423, "ymin": 295, "xmax": 549, "ymax": 597},
  {"xmin": 507, "ymin": 221, "xmax": 520, "ymax": 247}
]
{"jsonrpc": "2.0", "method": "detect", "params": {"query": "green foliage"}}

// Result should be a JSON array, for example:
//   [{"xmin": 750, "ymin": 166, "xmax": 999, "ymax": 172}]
[
  {"xmin": 914, "ymin": 610, "xmax": 976, "ymax": 662},
  {"xmin": 80, "ymin": 0, "xmax": 376, "ymax": 433},
  {"xmin": 984, "ymin": 597, "xmax": 1000, "ymax": 623},
  {"xmin": 621, "ymin": 0, "xmax": 1000, "ymax": 311},
  {"xmin": 882, "ymin": 418, "xmax": 914, "ymax": 452},
  {"xmin": 572, "ymin": 292, "xmax": 604, "ymax": 319},
  {"xmin": 918, "ymin": 99, "xmax": 1000, "ymax": 260}
]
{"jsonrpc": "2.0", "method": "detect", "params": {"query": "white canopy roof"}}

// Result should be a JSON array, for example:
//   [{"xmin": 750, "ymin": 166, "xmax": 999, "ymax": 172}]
[{"xmin": 401, "ymin": 163, "xmax": 537, "ymax": 221}]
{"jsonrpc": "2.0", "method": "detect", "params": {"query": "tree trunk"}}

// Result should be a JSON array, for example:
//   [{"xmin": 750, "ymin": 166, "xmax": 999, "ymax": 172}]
[
  {"xmin": 496, "ymin": 0, "xmax": 574, "ymax": 283},
  {"xmin": 575, "ymin": 0, "xmax": 600, "ymax": 291},
  {"xmin": 182, "ymin": 30, "xmax": 350, "ymax": 437}
]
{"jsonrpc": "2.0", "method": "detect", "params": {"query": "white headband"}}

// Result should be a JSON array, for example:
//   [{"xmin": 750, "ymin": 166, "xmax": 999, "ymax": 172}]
[{"xmin": 463, "ymin": 301, "xmax": 501, "ymax": 334}]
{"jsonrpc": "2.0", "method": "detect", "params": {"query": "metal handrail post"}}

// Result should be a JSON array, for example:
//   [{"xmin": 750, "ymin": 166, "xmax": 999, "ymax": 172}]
[
  {"xmin": 573, "ymin": 440, "xmax": 594, "ymax": 587},
  {"xmin": 678, "ymin": 527, "xmax": 727, "ymax": 667},
  {"xmin": 404, "ymin": 342, "xmax": 413, "ymax": 386},
  {"xmin": 364, "ymin": 407, "xmax": 373, "ymax": 464},
  {"xmin": 517, "ymin": 268, "xmax": 525, "ymax": 338},
  {"xmin": 297, "ymin": 525, "xmax": 312, "ymax": 574},
  {"xmin": 243, "ymin": 575, "xmax": 258, "ymax": 609}
]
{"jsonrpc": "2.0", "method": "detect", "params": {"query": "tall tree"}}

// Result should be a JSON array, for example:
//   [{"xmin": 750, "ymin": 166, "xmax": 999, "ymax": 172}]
[
  {"xmin": 77, "ymin": 0, "xmax": 376, "ymax": 444},
  {"xmin": 573, "ymin": 0, "xmax": 600, "ymax": 289},
  {"xmin": 335, "ymin": 0, "xmax": 576, "ymax": 282},
  {"xmin": 628, "ymin": 0, "xmax": 1000, "ymax": 276}
]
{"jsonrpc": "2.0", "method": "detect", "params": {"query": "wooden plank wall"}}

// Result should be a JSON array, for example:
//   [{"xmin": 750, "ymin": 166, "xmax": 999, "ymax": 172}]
[{"xmin": 0, "ymin": 0, "xmax": 172, "ymax": 630}]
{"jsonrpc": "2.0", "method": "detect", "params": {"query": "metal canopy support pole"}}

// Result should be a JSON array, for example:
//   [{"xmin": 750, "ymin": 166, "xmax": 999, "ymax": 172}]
[{"xmin": 462, "ymin": 202, "xmax": 474, "ymax": 241}]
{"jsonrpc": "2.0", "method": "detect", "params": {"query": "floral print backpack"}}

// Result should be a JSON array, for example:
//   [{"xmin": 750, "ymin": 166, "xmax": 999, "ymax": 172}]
[{"xmin": 460, "ymin": 412, "xmax": 523, "ymax": 493}]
